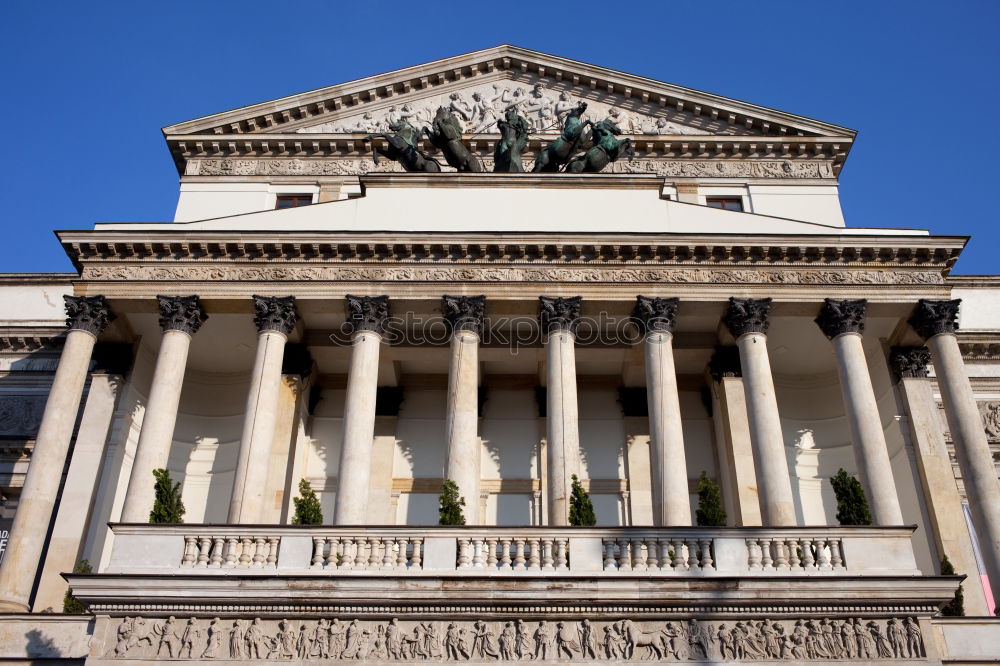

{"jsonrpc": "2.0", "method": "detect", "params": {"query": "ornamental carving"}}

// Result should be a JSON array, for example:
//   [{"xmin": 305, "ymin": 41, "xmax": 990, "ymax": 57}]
[
  {"xmin": 539, "ymin": 296, "xmax": 582, "ymax": 334},
  {"xmin": 252, "ymin": 296, "xmax": 298, "ymax": 335},
  {"xmin": 346, "ymin": 295, "xmax": 390, "ymax": 335},
  {"xmin": 64, "ymin": 295, "xmax": 114, "ymax": 336},
  {"xmin": 443, "ymin": 295, "xmax": 486, "ymax": 336},
  {"xmin": 191, "ymin": 158, "xmax": 836, "ymax": 179},
  {"xmin": 979, "ymin": 401, "xmax": 1000, "ymax": 442},
  {"xmin": 632, "ymin": 296, "xmax": 678, "ymax": 335},
  {"xmin": 708, "ymin": 346, "xmax": 743, "ymax": 381},
  {"xmin": 106, "ymin": 615, "xmax": 925, "ymax": 662},
  {"xmin": 908, "ymin": 299, "xmax": 961, "ymax": 340},
  {"xmin": 724, "ymin": 297, "xmax": 772, "ymax": 338},
  {"xmin": 889, "ymin": 346, "xmax": 930, "ymax": 380},
  {"xmin": 82, "ymin": 265, "xmax": 946, "ymax": 286},
  {"xmin": 0, "ymin": 396, "xmax": 46, "ymax": 437},
  {"xmin": 156, "ymin": 295, "xmax": 208, "ymax": 335},
  {"xmin": 815, "ymin": 298, "xmax": 867, "ymax": 339}
]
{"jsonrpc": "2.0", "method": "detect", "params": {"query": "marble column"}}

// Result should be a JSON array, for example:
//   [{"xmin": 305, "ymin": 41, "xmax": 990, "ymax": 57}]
[
  {"xmin": 0, "ymin": 296, "xmax": 113, "ymax": 612},
  {"xmin": 708, "ymin": 346, "xmax": 761, "ymax": 526},
  {"xmin": 121, "ymin": 296, "xmax": 208, "ymax": 523},
  {"xmin": 633, "ymin": 296, "xmax": 691, "ymax": 526},
  {"xmin": 890, "ymin": 346, "xmax": 991, "ymax": 616},
  {"xmin": 540, "ymin": 296, "xmax": 582, "ymax": 526},
  {"xmin": 815, "ymin": 299, "xmax": 903, "ymax": 525},
  {"xmin": 333, "ymin": 295, "xmax": 389, "ymax": 525},
  {"xmin": 910, "ymin": 299, "xmax": 1000, "ymax": 611},
  {"xmin": 229, "ymin": 296, "xmax": 298, "ymax": 524},
  {"xmin": 443, "ymin": 295, "xmax": 486, "ymax": 524},
  {"xmin": 724, "ymin": 297, "xmax": 796, "ymax": 526}
]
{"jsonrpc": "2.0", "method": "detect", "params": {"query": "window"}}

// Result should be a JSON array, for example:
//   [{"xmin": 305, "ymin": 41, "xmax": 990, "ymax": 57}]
[
  {"xmin": 275, "ymin": 194, "xmax": 313, "ymax": 209},
  {"xmin": 705, "ymin": 197, "xmax": 744, "ymax": 212}
]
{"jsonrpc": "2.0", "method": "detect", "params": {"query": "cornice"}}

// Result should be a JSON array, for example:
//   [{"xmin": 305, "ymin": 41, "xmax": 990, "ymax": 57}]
[
  {"xmin": 56, "ymin": 230, "xmax": 965, "ymax": 275},
  {"xmin": 956, "ymin": 331, "xmax": 1000, "ymax": 361}
]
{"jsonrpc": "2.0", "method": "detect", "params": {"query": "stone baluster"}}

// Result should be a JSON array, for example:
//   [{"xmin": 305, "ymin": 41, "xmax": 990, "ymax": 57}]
[
  {"xmin": 631, "ymin": 539, "xmax": 647, "ymax": 571},
  {"xmin": 513, "ymin": 539, "xmax": 526, "ymax": 571},
  {"xmin": 253, "ymin": 537, "xmax": 267, "ymax": 568},
  {"xmin": 457, "ymin": 539, "xmax": 471, "ymax": 569},
  {"xmin": 472, "ymin": 539, "xmax": 486, "ymax": 568},
  {"xmin": 699, "ymin": 538, "xmax": 714, "ymax": 569},
  {"xmin": 443, "ymin": 296, "xmax": 485, "ymax": 523},
  {"xmin": 0, "ymin": 296, "xmax": 113, "ymax": 611},
  {"xmin": 396, "ymin": 538, "xmax": 408, "ymax": 569},
  {"xmin": 541, "ymin": 539, "xmax": 555, "ymax": 571},
  {"xmin": 633, "ymin": 297, "xmax": 692, "ymax": 526},
  {"xmin": 486, "ymin": 538, "xmax": 498, "ymax": 568},
  {"xmin": 659, "ymin": 540, "xmax": 672, "ymax": 571},
  {"xmin": 801, "ymin": 538, "xmax": 815, "ymax": 569},
  {"xmin": 312, "ymin": 537, "xmax": 325, "ymax": 569},
  {"xmin": 334, "ymin": 296, "xmax": 389, "ymax": 525},
  {"xmin": 829, "ymin": 539, "xmax": 844, "ymax": 569},
  {"xmin": 238, "ymin": 537, "xmax": 252, "ymax": 567},
  {"xmin": 686, "ymin": 539, "xmax": 700, "ymax": 569},
  {"xmin": 367, "ymin": 537, "xmax": 381, "ymax": 569},
  {"xmin": 500, "ymin": 539, "xmax": 512, "ymax": 569},
  {"xmin": 816, "ymin": 539, "xmax": 832, "ymax": 571},
  {"xmin": 121, "ymin": 296, "xmax": 208, "ymax": 522},
  {"xmin": 342, "ymin": 538, "xmax": 357, "ymax": 570},
  {"xmin": 759, "ymin": 538, "xmax": 773, "ymax": 569},
  {"xmin": 540, "ymin": 296, "xmax": 582, "ymax": 525},
  {"xmin": 181, "ymin": 537, "xmax": 198, "ymax": 568},
  {"xmin": 603, "ymin": 539, "xmax": 617, "ymax": 569},
  {"xmin": 528, "ymin": 538, "xmax": 542, "ymax": 571},
  {"xmin": 816, "ymin": 299, "xmax": 904, "ymax": 524},
  {"xmin": 786, "ymin": 538, "xmax": 800, "ymax": 569},
  {"xmin": 229, "ymin": 296, "xmax": 298, "ymax": 523},
  {"xmin": 910, "ymin": 299, "xmax": 1000, "ymax": 608},
  {"xmin": 410, "ymin": 538, "xmax": 423, "ymax": 570},
  {"xmin": 555, "ymin": 538, "xmax": 568, "ymax": 570},
  {"xmin": 773, "ymin": 540, "xmax": 788, "ymax": 570},
  {"xmin": 197, "ymin": 537, "xmax": 212, "ymax": 567},
  {"xmin": 724, "ymin": 298, "xmax": 796, "ymax": 526},
  {"xmin": 645, "ymin": 538, "xmax": 659, "ymax": 570},
  {"xmin": 671, "ymin": 538, "xmax": 686, "ymax": 570},
  {"xmin": 266, "ymin": 537, "xmax": 279, "ymax": 568},
  {"xmin": 617, "ymin": 537, "xmax": 632, "ymax": 571},
  {"xmin": 382, "ymin": 537, "xmax": 396, "ymax": 569},
  {"xmin": 210, "ymin": 538, "xmax": 224, "ymax": 568},
  {"xmin": 746, "ymin": 539, "xmax": 762, "ymax": 570}
]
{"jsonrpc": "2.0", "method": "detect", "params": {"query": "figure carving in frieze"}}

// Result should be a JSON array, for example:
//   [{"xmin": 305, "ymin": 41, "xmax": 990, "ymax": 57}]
[
  {"xmin": 533, "ymin": 102, "xmax": 589, "ymax": 173},
  {"xmin": 514, "ymin": 619, "xmax": 532, "ymax": 660},
  {"xmin": 905, "ymin": 617, "xmax": 924, "ymax": 657},
  {"xmin": 114, "ymin": 616, "xmax": 152, "ymax": 657},
  {"xmin": 627, "ymin": 621, "xmax": 666, "ymax": 660},
  {"xmin": 494, "ymin": 109, "xmax": 531, "ymax": 172},
  {"xmin": 602, "ymin": 621, "xmax": 626, "ymax": 659},
  {"xmin": 312, "ymin": 619, "xmax": 330, "ymax": 659},
  {"xmin": 471, "ymin": 619, "xmax": 499, "ymax": 659},
  {"xmin": 229, "ymin": 619, "xmax": 246, "ymax": 659},
  {"xmin": 245, "ymin": 617, "xmax": 267, "ymax": 659},
  {"xmin": 533, "ymin": 620, "xmax": 554, "ymax": 660},
  {"xmin": 153, "ymin": 617, "xmax": 179, "ymax": 658},
  {"xmin": 329, "ymin": 618, "xmax": 346, "ymax": 658},
  {"xmin": 202, "ymin": 618, "xmax": 222, "ymax": 659},
  {"xmin": 565, "ymin": 118, "xmax": 634, "ymax": 173},
  {"xmin": 578, "ymin": 619, "xmax": 598, "ymax": 659},
  {"xmin": 425, "ymin": 107, "xmax": 484, "ymax": 172},
  {"xmin": 179, "ymin": 618, "xmax": 201, "ymax": 659},
  {"xmin": 448, "ymin": 92, "xmax": 474, "ymax": 123},
  {"xmin": 555, "ymin": 621, "xmax": 579, "ymax": 658},
  {"xmin": 499, "ymin": 621, "xmax": 517, "ymax": 660},
  {"xmin": 365, "ymin": 119, "xmax": 442, "ymax": 173},
  {"xmin": 523, "ymin": 83, "xmax": 556, "ymax": 131}
]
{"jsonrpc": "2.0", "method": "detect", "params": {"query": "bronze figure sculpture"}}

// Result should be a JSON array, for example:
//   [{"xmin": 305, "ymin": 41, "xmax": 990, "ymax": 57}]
[
  {"xmin": 565, "ymin": 118, "xmax": 634, "ymax": 173},
  {"xmin": 365, "ymin": 120, "xmax": 441, "ymax": 172},
  {"xmin": 532, "ymin": 102, "xmax": 589, "ymax": 173},
  {"xmin": 424, "ymin": 107, "xmax": 483, "ymax": 172},
  {"xmin": 493, "ymin": 109, "xmax": 530, "ymax": 172}
]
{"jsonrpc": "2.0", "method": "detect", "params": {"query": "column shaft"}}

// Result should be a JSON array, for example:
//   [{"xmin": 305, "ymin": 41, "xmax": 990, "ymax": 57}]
[
  {"xmin": 33, "ymin": 373, "xmax": 121, "ymax": 611},
  {"xmin": 229, "ymin": 330, "xmax": 288, "ymax": 523},
  {"xmin": 333, "ymin": 331, "xmax": 382, "ymax": 524},
  {"xmin": 546, "ymin": 329, "xmax": 579, "ymax": 526},
  {"xmin": 0, "ymin": 328, "xmax": 98, "ymax": 611},
  {"xmin": 832, "ymin": 333, "xmax": 904, "ymax": 524},
  {"xmin": 120, "ymin": 329, "xmax": 192, "ymax": 522},
  {"xmin": 737, "ymin": 332, "xmax": 796, "ymax": 526},
  {"xmin": 444, "ymin": 330, "xmax": 481, "ymax": 523},
  {"xmin": 644, "ymin": 331, "xmax": 691, "ymax": 526},
  {"xmin": 929, "ymin": 332, "xmax": 1000, "ymax": 610}
]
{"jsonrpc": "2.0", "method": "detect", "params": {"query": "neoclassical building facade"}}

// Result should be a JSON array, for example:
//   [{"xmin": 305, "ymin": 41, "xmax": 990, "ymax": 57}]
[{"xmin": 0, "ymin": 46, "xmax": 997, "ymax": 663}]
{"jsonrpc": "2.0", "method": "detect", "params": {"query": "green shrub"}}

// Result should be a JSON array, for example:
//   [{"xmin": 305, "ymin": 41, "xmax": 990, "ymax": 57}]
[
  {"xmin": 695, "ymin": 472, "xmax": 727, "ymax": 527},
  {"xmin": 149, "ymin": 468, "xmax": 185, "ymax": 524},
  {"xmin": 829, "ymin": 468, "xmax": 872, "ymax": 526},
  {"xmin": 62, "ymin": 559, "xmax": 92, "ymax": 614},
  {"xmin": 568, "ymin": 475, "xmax": 596, "ymax": 526},
  {"xmin": 438, "ymin": 480, "xmax": 467, "ymax": 526},
  {"xmin": 291, "ymin": 478, "xmax": 323, "ymax": 525},
  {"xmin": 939, "ymin": 555, "xmax": 965, "ymax": 616}
]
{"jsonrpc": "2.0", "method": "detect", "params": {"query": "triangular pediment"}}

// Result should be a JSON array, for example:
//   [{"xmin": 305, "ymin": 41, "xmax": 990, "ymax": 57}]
[{"xmin": 163, "ymin": 45, "xmax": 854, "ymax": 140}]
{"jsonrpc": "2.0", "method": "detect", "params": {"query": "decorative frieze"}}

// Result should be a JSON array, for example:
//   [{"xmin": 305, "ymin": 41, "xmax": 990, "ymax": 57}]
[
  {"xmin": 252, "ymin": 295, "xmax": 298, "ymax": 335},
  {"xmin": 538, "ymin": 296, "xmax": 581, "ymax": 334},
  {"xmin": 0, "ymin": 396, "xmax": 46, "ymax": 437},
  {"xmin": 103, "ymin": 614, "xmax": 925, "ymax": 662},
  {"xmin": 190, "ymin": 157, "xmax": 837, "ymax": 179},
  {"xmin": 156, "ymin": 295, "xmax": 208, "ymax": 335},
  {"xmin": 979, "ymin": 401, "xmax": 1000, "ymax": 442},
  {"xmin": 443, "ymin": 295, "xmax": 486, "ymax": 336},
  {"xmin": 908, "ymin": 298, "xmax": 961, "ymax": 339},
  {"xmin": 82, "ymin": 264, "xmax": 946, "ymax": 287},
  {"xmin": 815, "ymin": 298, "xmax": 867, "ymax": 338},
  {"xmin": 64, "ymin": 294, "xmax": 114, "ymax": 336},
  {"xmin": 724, "ymin": 297, "xmax": 772, "ymax": 337},
  {"xmin": 632, "ymin": 296, "xmax": 678, "ymax": 335},
  {"xmin": 346, "ymin": 295, "xmax": 390, "ymax": 335},
  {"xmin": 889, "ymin": 346, "xmax": 931, "ymax": 380}
]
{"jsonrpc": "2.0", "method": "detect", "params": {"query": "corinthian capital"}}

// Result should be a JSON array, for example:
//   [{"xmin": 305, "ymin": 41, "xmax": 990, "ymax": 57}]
[
  {"xmin": 443, "ymin": 295, "xmax": 486, "ymax": 336},
  {"xmin": 346, "ymin": 295, "xmax": 390, "ymax": 335},
  {"xmin": 889, "ymin": 346, "xmax": 931, "ymax": 379},
  {"xmin": 157, "ymin": 295, "xmax": 208, "ymax": 335},
  {"xmin": 908, "ymin": 299, "xmax": 961, "ymax": 339},
  {"xmin": 64, "ymin": 295, "xmax": 115, "ymax": 336},
  {"xmin": 252, "ymin": 295, "xmax": 298, "ymax": 335},
  {"xmin": 539, "ymin": 296, "xmax": 582, "ymax": 334},
  {"xmin": 632, "ymin": 296, "xmax": 678, "ymax": 335},
  {"xmin": 815, "ymin": 298, "xmax": 867, "ymax": 339},
  {"xmin": 724, "ymin": 297, "xmax": 772, "ymax": 337}
]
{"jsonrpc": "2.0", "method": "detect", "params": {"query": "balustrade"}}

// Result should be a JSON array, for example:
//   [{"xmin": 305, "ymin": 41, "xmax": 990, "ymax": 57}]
[
  {"xmin": 180, "ymin": 535, "xmax": 280, "ymax": 569},
  {"xmin": 746, "ymin": 534, "xmax": 845, "ymax": 572}
]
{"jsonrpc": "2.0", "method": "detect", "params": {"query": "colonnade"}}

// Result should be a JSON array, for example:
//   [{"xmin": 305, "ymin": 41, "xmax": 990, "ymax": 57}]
[{"xmin": 0, "ymin": 294, "xmax": 999, "ymax": 612}]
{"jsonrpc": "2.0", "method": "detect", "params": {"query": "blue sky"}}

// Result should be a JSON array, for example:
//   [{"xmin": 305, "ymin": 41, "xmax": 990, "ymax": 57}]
[{"xmin": 2, "ymin": 1, "xmax": 997, "ymax": 274}]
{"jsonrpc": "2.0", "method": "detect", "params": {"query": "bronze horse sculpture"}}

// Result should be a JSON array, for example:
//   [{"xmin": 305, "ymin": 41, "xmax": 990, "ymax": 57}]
[
  {"xmin": 364, "ymin": 119, "xmax": 441, "ymax": 172},
  {"xmin": 424, "ymin": 107, "xmax": 483, "ymax": 172},
  {"xmin": 494, "ymin": 109, "xmax": 531, "ymax": 172},
  {"xmin": 532, "ymin": 102, "xmax": 589, "ymax": 173},
  {"xmin": 565, "ymin": 118, "xmax": 634, "ymax": 173}
]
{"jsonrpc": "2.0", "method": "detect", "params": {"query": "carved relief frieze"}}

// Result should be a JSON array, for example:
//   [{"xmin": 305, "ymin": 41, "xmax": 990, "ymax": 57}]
[
  {"xmin": 103, "ymin": 615, "xmax": 926, "ymax": 662},
  {"xmin": 979, "ymin": 401, "xmax": 1000, "ymax": 442},
  {"xmin": 191, "ymin": 158, "xmax": 836, "ymax": 179},
  {"xmin": 81, "ymin": 264, "xmax": 946, "ymax": 286},
  {"xmin": 0, "ymin": 396, "xmax": 46, "ymax": 437}
]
